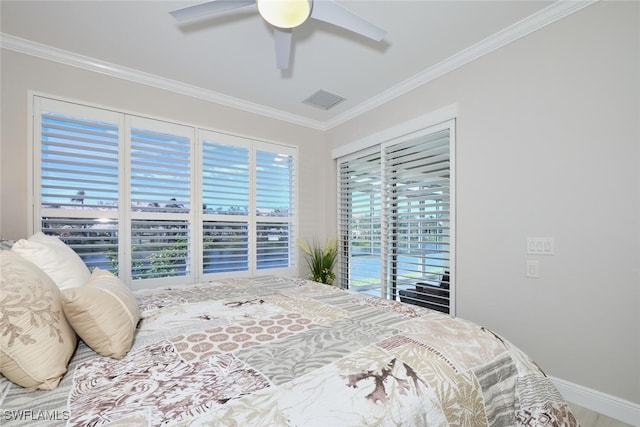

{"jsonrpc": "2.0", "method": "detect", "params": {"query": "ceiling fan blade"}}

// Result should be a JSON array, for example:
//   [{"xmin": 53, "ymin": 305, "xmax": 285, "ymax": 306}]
[
  {"xmin": 169, "ymin": 0, "xmax": 255, "ymax": 22},
  {"xmin": 310, "ymin": 0, "xmax": 386, "ymax": 42},
  {"xmin": 274, "ymin": 28, "xmax": 293, "ymax": 70}
]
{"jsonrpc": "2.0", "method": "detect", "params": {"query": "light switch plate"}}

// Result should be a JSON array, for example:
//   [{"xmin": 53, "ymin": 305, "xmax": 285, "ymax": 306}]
[{"xmin": 526, "ymin": 237, "xmax": 555, "ymax": 255}]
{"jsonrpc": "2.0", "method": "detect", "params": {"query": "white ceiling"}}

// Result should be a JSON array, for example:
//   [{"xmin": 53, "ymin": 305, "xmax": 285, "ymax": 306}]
[{"xmin": 2, "ymin": 0, "xmax": 579, "ymax": 130}]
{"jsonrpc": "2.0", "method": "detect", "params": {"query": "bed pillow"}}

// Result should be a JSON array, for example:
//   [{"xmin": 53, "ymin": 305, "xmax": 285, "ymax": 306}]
[
  {"xmin": 11, "ymin": 232, "xmax": 90, "ymax": 289},
  {"xmin": 61, "ymin": 268, "xmax": 140, "ymax": 359},
  {"xmin": 0, "ymin": 251, "xmax": 77, "ymax": 390}
]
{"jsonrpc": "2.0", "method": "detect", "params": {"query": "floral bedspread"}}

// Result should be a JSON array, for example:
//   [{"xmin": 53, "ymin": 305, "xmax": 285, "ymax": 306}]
[{"xmin": 0, "ymin": 276, "xmax": 578, "ymax": 426}]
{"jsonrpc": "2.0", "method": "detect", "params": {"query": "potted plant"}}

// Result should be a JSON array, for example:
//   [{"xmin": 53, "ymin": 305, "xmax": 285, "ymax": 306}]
[{"xmin": 297, "ymin": 237, "xmax": 338, "ymax": 285}]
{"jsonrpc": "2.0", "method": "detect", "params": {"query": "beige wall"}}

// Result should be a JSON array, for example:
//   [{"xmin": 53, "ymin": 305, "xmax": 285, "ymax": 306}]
[
  {"xmin": 1, "ymin": 0, "xmax": 638, "ymax": 405},
  {"xmin": 0, "ymin": 49, "xmax": 334, "ymax": 272},
  {"xmin": 327, "ymin": 1, "xmax": 639, "ymax": 404}
]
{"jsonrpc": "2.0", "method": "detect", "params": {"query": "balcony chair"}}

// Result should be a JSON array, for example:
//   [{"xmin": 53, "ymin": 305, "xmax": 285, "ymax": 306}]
[{"xmin": 398, "ymin": 271, "xmax": 450, "ymax": 314}]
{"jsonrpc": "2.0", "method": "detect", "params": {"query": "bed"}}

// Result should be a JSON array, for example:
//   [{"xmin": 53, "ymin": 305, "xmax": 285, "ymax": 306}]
[{"xmin": 2, "ymin": 265, "xmax": 578, "ymax": 427}]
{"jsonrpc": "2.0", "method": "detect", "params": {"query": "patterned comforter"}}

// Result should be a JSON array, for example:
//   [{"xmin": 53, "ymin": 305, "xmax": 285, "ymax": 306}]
[{"xmin": 1, "ymin": 276, "xmax": 578, "ymax": 426}]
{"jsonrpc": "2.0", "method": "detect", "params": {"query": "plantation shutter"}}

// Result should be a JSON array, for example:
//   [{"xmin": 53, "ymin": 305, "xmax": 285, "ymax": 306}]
[
  {"xmin": 201, "ymin": 140, "xmax": 250, "ymax": 273},
  {"xmin": 39, "ymin": 103, "xmax": 121, "ymax": 272},
  {"xmin": 337, "ymin": 122, "xmax": 453, "ymax": 313},
  {"xmin": 41, "ymin": 112, "xmax": 119, "ymax": 210},
  {"xmin": 337, "ymin": 150, "xmax": 382, "ymax": 291},
  {"xmin": 255, "ymin": 149, "xmax": 295, "ymax": 270},
  {"xmin": 129, "ymin": 120, "xmax": 193, "ymax": 281},
  {"xmin": 382, "ymin": 129, "xmax": 451, "ymax": 312},
  {"xmin": 34, "ymin": 96, "xmax": 298, "ymax": 287}
]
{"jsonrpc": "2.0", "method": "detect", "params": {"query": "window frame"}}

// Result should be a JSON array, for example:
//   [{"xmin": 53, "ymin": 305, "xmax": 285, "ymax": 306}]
[
  {"xmin": 30, "ymin": 94, "xmax": 298, "ymax": 289},
  {"xmin": 198, "ymin": 130, "xmax": 298, "ymax": 280},
  {"xmin": 335, "ymin": 118, "xmax": 456, "ymax": 314}
]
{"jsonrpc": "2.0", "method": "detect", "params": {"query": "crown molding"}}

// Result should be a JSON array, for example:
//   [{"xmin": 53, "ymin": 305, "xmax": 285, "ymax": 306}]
[
  {"xmin": 0, "ymin": 0, "xmax": 597, "ymax": 132},
  {"xmin": 324, "ymin": 0, "xmax": 598, "ymax": 129},
  {"xmin": 0, "ymin": 33, "xmax": 326, "ymax": 131}
]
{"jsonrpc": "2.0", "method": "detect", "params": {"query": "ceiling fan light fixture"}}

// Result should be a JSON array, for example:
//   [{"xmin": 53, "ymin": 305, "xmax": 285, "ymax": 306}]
[{"xmin": 257, "ymin": 0, "xmax": 312, "ymax": 29}]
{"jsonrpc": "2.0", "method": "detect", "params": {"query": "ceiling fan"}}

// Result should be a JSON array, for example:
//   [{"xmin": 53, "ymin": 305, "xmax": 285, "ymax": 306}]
[{"xmin": 170, "ymin": 0, "xmax": 386, "ymax": 70}]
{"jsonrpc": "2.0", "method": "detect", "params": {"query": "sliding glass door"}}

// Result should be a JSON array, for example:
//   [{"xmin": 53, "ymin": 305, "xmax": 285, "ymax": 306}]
[{"xmin": 337, "ymin": 121, "xmax": 454, "ymax": 313}]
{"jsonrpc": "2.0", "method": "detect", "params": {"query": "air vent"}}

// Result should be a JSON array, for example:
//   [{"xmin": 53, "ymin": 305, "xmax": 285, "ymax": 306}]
[{"xmin": 303, "ymin": 90, "xmax": 345, "ymax": 110}]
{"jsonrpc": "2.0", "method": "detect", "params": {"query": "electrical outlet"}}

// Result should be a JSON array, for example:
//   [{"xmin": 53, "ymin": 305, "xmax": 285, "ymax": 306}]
[{"xmin": 526, "ymin": 260, "xmax": 540, "ymax": 278}]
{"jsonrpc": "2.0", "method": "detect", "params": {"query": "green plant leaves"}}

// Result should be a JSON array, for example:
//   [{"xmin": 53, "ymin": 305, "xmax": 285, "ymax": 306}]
[{"xmin": 297, "ymin": 238, "xmax": 337, "ymax": 285}]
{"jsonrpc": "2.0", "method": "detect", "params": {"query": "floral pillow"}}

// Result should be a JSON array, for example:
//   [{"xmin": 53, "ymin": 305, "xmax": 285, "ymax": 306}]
[{"xmin": 0, "ymin": 251, "xmax": 77, "ymax": 389}]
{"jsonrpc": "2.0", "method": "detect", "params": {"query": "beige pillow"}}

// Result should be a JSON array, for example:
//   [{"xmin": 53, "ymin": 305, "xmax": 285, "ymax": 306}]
[
  {"xmin": 61, "ymin": 268, "xmax": 140, "ymax": 359},
  {"xmin": 0, "ymin": 251, "xmax": 77, "ymax": 390},
  {"xmin": 11, "ymin": 232, "xmax": 90, "ymax": 289}
]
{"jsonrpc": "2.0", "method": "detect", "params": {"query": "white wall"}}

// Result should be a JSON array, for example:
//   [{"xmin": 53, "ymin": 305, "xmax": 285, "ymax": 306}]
[
  {"xmin": 0, "ymin": 49, "xmax": 333, "ymax": 280},
  {"xmin": 327, "ymin": 1, "xmax": 639, "ymax": 404}
]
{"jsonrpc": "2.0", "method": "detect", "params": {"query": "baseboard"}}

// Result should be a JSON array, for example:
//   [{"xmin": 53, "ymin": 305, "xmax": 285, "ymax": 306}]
[{"xmin": 550, "ymin": 376, "xmax": 640, "ymax": 426}]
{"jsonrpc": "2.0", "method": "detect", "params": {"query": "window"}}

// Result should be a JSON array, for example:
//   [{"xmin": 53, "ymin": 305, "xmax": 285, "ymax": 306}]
[
  {"xmin": 337, "ymin": 121, "xmax": 455, "ymax": 313},
  {"xmin": 129, "ymin": 118, "xmax": 194, "ymax": 282},
  {"xmin": 39, "ymin": 102, "xmax": 121, "ymax": 273},
  {"xmin": 34, "ymin": 96, "xmax": 297, "ymax": 288},
  {"xmin": 201, "ymin": 139, "xmax": 250, "ymax": 274},
  {"xmin": 200, "ymin": 133, "xmax": 296, "ymax": 275},
  {"xmin": 255, "ymin": 148, "xmax": 295, "ymax": 270},
  {"xmin": 338, "ymin": 150, "xmax": 382, "ymax": 293}
]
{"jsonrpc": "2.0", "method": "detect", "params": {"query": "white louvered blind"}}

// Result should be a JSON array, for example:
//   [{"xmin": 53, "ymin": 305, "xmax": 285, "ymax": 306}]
[
  {"xmin": 41, "ymin": 112, "xmax": 119, "ymax": 210},
  {"xmin": 202, "ymin": 141, "xmax": 249, "ymax": 215},
  {"xmin": 39, "ymin": 106, "xmax": 121, "ymax": 272},
  {"xmin": 382, "ymin": 129, "xmax": 451, "ymax": 313},
  {"xmin": 34, "ymin": 96, "xmax": 298, "ymax": 287},
  {"xmin": 338, "ymin": 125, "xmax": 453, "ymax": 313},
  {"xmin": 201, "ymin": 140, "xmax": 250, "ymax": 273},
  {"xmin": 130, "ymin": 128, "xmax": 191, "ymax": 214},
  {"xmin": 255, "ymin": 149, "xmax": 295, "ymax": 270},
  {"xmin": 337, "ymin": 150, "xmax": 382, "ymax": 291},
  {"xmin": 129, "ymin": 124, "xmax": 192, "ymax": 281}
]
